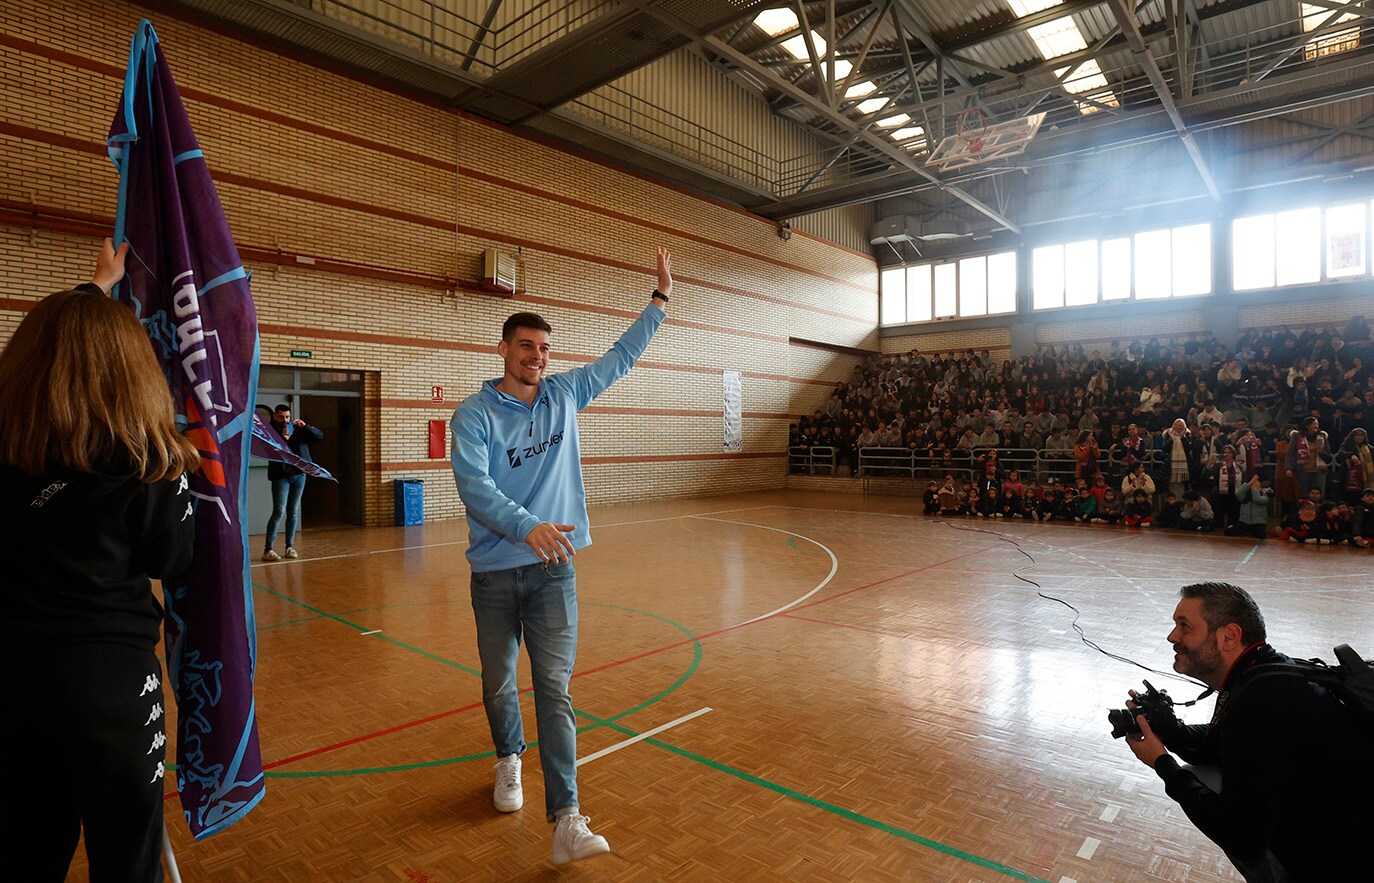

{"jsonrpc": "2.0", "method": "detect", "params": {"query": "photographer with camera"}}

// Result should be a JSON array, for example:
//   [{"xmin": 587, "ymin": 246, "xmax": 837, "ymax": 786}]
[{"xmin": 1116, "ymin": 582, "xmax": 1372, "ymax": 881}]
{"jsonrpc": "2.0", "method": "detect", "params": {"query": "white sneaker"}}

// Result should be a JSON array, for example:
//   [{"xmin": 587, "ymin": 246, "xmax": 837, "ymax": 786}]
[
  {"xmin": 551, "ymin": 813, "xmax": 609, "ymax": 865},
  {"xmin": 493, "ymin": 754, "xmax": 522, "ymax": 812},
  {"xmin": 285, "ymin": 547, "xmax": 299, "ymax": 559},
  {"xmin": 262, "ymin": 549, "xmax": 281, "ymax": 561}
]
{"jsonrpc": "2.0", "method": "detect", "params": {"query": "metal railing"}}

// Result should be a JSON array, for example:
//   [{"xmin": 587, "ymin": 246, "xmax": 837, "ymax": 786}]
[{"xmin": 788, "ymin": 446, "xmax": 837, "ymax": 475}]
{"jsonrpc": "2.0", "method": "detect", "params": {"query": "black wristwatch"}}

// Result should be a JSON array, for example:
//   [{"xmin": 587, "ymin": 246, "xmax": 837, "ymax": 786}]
[{"xmin": 652, "ymin": 289, "xmax": 669, "ymax": 303}]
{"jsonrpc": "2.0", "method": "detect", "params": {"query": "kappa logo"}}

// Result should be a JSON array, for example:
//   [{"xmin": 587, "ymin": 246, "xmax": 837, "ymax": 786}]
[
  {"xmin": 505, "ymin": 431, "xmax": 565, "ymax": 470},
  {"xmin": 30, "ymin": 481, "xmax": 67, "ymax": 509},
  {"xmin": 139, "ymin": 673, "xmax": 161, "ymax": 697}
]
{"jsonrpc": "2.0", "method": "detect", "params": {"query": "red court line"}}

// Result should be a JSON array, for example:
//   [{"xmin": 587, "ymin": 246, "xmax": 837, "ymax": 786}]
[{"xmin": 159, "ymin": 541, "xmax": 999, "ymax": 795}]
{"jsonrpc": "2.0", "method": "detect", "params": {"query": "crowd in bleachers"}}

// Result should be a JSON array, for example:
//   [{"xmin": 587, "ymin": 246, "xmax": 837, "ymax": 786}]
[{"xmin": 788, "ymin": 317, "xmax": 1374, "ymax": 546}]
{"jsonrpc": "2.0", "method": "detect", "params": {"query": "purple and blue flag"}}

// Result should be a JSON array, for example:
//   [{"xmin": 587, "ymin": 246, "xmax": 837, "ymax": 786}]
[{"xmin": 107, "ymin": 20, "xmax": 266, "ymax": 839}]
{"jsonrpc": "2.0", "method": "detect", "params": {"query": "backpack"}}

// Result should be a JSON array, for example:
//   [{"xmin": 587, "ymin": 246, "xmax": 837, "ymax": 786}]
[{"xmin": 1245, "ymin": 645, "xmax": 1374, "ymax": 737}]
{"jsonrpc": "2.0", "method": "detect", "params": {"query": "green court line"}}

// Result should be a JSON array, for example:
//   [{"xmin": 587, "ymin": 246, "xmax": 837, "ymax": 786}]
[
  {"xmin": 250, "ymin": 588, "xmax": 701, "ymax": 777},
  {"xmin": 253, "ymin": 583, "xmax": 481, "ymax": 676},
  {"xmin": 578, "ymin": 710, "xmax": 1053, "ymax": 883},
  {"xmin": 257, "ymin": 614, "xmax": 323, "ymax": 631},
  {"xmin": 250, "ymin": 584, "xmax": 1048, "ymax": 881}
]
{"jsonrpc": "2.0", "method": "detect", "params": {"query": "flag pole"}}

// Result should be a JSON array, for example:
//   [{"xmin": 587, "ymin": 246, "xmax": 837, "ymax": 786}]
[{"xmin": 161, "ymin": 821, "xmax": 183, "ymax": 883}]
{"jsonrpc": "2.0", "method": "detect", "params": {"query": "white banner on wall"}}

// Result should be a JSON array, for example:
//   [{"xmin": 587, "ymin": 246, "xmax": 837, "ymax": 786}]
[{"xmin": 723, "ymin": 370, "xmax": 742, "ymax": 453}]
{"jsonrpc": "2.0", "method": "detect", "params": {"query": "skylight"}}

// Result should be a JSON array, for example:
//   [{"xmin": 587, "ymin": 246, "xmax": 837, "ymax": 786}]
[
  {"xmin": 781, "ymin": 30, "xmax": 827, "ymax": 60},
  {"xmin": 1005, "ymin": 0, "xmax": 1119, "ymax": 113},
  {"xmin": 1300, "ymin": 3, "xmax": 1360, "ymax": 60},
  {"xmin": 877, "ymin": 113, "xmax": 911, "ymax": 127},
  {"xmin": 753, "ymin": 8, "xmax": 799, "ymax": 37},
  {"xmin": 857, "ymin": 96, "xmax": 890, "ymax": 114},
  {"xmin": 891, "ymin": 126, "xmax": 926, "ymax": 142},
  {"xmin": 845, "ymin": 80, "xmax": 877, "ymax": 98}
]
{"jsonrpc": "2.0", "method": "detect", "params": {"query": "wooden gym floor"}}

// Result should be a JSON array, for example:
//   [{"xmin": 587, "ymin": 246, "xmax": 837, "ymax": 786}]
[{"xmin": 68, "ymin": 489, "xmax": 1371, "ymax": 881}]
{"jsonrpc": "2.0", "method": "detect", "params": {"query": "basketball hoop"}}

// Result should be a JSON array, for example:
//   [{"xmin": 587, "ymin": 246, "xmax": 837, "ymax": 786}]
[{"xmin": 955, "ymin": 108, "xmax": 988, "ymax": 156}]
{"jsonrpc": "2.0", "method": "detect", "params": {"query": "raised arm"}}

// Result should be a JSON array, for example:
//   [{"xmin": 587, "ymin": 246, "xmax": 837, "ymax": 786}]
[{"xmin": 556, "ymin": 248, "xmax": 672, "ymax": 410}]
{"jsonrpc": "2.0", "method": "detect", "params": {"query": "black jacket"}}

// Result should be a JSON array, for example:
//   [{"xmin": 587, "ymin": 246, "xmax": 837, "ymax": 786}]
[
  {"xmin": 1152, "ymin": 643, "xmax": 1374, "ymax": 880},
  {"xmin": 0, "ymin": 461, "xmax": 194, "ymax": 649},
  {"xmin": 267, "ymin": 422, "xmax": 323, "ymax": 480}
]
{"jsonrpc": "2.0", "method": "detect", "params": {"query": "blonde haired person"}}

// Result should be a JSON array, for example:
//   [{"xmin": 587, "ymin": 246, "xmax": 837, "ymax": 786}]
[{"xmin": 0, "ymin": 239, "xmax": 198, "ymax": 882}]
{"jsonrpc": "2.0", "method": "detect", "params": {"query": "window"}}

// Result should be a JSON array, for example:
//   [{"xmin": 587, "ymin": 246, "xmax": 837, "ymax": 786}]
[
  {"xmin": 880, "ymin": 266, "xmax": 905, "ymax": 324},
  {"xmin": 1134, "ymin": 229, "xmax": 1172, "ymax": 299},
  {"xmin": 1101, "ymin": 237, "xmax": 1131, "ymax": 300},
  {"xmin": 1275, "ymin": 207, "xmax": 1321, "ymax": 286},
  {"xmin": 1032, "ymin": 244, "xmax": 1065, "ymax": 309},
  {"xmin": 987, "ymin": 251, "xmax": 1017, "ymax": 313},
  {"xmin": 907, "ymin": 264, "xmax": 932, "ymax": 323},
  {"xmin": 1063, "ymin": 239, "xmax": 1098, "ymax": 306},
  {"xmin": 1232, "ymin": 214, "xmax": 1276, "ymax": 291},
  {"xmin": 1326, "ymin": 203, "xmax": 1366, "ymax": 278},
  {"xmin": 958, "ymin": 257, "xmax": 986, "ymax": 317},
  {"xmin": 1172, "ymin": 223, "xmax": 1211, "ymax": 296},
  {"xmin": 882, "ymin": 252, "xmax": 1017, "ymax": 325},
  {"xmin": 934, "ymin": 263, "xmax": 957, "ymax": 318}
]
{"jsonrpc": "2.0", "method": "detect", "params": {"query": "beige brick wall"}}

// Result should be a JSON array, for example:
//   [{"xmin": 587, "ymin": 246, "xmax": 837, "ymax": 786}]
[
  {"xmin": 881, "ymin": 326, "xmax": 1012, "ymax": 354},
  {"xmin": 0, "ymin": 0, "xmax": 879, "ymax": 526}
]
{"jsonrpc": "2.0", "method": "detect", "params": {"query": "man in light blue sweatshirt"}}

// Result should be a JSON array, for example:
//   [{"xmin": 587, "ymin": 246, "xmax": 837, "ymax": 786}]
[{"xmin": 451, "ymin": 248, "xmax": 672, "ymax": 865}]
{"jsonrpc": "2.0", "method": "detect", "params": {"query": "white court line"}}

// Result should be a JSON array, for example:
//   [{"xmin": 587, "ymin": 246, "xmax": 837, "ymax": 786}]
[
  {"xmin": 360, "ymin": 629, "xmax": 382, "ymax": 636},
  {"xmin": 1076, "ymin": 837, "xmax": 1101, "ymax": 860},
  {"xmin": 576, "ymin": 707, "xmax": 712, "ymax": 766},
  {"xmin": 248, "ymin": 504, "xmax": 781, "ymax": 569},
  {"xmin": 687, "ymin": 515, "xmax": 839, "ymax": 626}
]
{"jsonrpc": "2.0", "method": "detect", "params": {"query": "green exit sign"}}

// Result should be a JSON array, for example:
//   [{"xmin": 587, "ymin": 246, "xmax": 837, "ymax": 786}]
[{"xmin": 290, "ymin": 349, "xmax": 313, "ymax": 359}]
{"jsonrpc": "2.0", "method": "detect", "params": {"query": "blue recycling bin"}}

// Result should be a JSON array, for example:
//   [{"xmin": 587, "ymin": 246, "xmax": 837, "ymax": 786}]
[{"xmin": 393, "ymin": 478, "xmax": 424, "ymax": 526}]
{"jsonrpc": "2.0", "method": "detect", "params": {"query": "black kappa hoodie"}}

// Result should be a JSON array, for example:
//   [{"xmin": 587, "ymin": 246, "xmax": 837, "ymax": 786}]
[{"xmin": 0, "ymin": 460, "xmax": 194, "ymax": 649}]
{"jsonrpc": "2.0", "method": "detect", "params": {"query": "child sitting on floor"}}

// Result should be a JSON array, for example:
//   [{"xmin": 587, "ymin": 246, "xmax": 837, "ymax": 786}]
[
  {"xmin": 1073, "ymin": 487, "xmax": 1098, "ymax": 523},
  {"xmin": 1178, "ymin": 490, "xmax": 1214, "ymax": 532},
  {"xmin": 1353, "ymin": 487, "xmax": 1374, "ymax": 548},
  {"xmin": 1278, "ymin": 499, "xmax": 1320, "ymax": 543},
  {"xmin": 1094, "ymin": 488, "xmax": 1124, "ymax": 525},
  {"xmin": 937, "ymin": 475, "xmax": 960, "ymax": 517},
  {"xmin": 1123, "ymin": 489, "xmax": 1153, "ymax": 528},
  {"xmin": 999, "ymin": 486, "xmax": 1023, "ymax": 519},
  {"xmin": 1156, "ymin": 492, "xmax": 1183, "ymax": 529},
  {"xmin": 923, "ymin": 481, "xmax": 939, "ymax": 516}
]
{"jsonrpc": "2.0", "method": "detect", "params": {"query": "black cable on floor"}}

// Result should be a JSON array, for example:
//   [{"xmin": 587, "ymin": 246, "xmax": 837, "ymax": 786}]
[{"xmin": 934, "ymin": 518, "xmax": 1211, "ymax": 695}]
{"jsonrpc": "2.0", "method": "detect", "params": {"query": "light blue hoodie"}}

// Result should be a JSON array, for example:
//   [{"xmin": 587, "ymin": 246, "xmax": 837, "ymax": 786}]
[{"xmin": 451, "ymin": 303, "xmax": 665, "ymax": 572}]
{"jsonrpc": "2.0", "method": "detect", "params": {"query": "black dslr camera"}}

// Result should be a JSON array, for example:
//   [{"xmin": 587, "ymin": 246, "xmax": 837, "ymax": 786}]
[{"xmin": 1108, "ymin": 680, "xmax": 1174, "ymax": 739}]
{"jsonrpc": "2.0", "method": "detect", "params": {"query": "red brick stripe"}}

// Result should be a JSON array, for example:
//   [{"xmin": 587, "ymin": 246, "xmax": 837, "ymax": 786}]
[
  {"xmin": 0, "ymin": 31, "xmax": 877, "ymax": 282},
  {"xmin": 376, "ymin": 398, "xmax": 791, "ymax": 419},
  {"xmin": 371, "ymin": 451, "xmax": 785, "ymax": 472},
  {"xmin": 0, "ymin": 118, "xmax": 874, "ymax": 325}
]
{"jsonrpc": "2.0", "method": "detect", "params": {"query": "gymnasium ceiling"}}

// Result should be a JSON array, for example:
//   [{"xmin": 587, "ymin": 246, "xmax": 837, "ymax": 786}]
[{"xmin": 160, "ymin": 0, "xmax": 1374, "ymax": 240}]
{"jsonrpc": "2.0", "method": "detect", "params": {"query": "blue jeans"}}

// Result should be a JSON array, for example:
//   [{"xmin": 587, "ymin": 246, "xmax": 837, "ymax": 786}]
[
  {"xmin": 470, "ymin": 561, "xmax": 578, "ymax": 821},
  {"xmin": 1294, "ymin": 470, "xmax": 1326, "ymax": 499},
  {"xmin": 265, "ymin": 474, "xmax": 306, "ymax": 549}
]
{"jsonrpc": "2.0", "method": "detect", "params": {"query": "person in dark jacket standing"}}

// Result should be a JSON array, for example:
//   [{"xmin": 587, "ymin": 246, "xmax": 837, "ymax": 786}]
[
  {"xmin": 0, "ymin": 239, "xmax": 199, "ymax": 882},
  {"xmin": 262, "ymin": 404, "xmax": 323, "ymax": 560},
  {"xmin": 1120, "ymin": 582, "xmax": 1374, "ymax": 881}
]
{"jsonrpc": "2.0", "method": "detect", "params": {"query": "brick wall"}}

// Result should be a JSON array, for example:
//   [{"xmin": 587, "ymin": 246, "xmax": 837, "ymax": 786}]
[
  {"xmin": 0, "ymin": 0, "xmax": 879, "ymax": 526},
  {"xmin": 881, "ymin": 326, "xmax": 1012, "ymax": 354}
]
